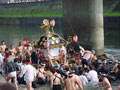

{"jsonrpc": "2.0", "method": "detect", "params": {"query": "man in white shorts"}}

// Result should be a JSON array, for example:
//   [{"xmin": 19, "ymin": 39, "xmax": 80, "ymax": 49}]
[
  {"xmin": 0, "ymin": 51, "xmax": 4, "ymax": 72},
  {"xmin": 3, "ymin": 58, "xmax": 18, "ymax": 90},
  {"xmin": 19, "ymin": 59, "xmax": 36, "ymax": 90}
]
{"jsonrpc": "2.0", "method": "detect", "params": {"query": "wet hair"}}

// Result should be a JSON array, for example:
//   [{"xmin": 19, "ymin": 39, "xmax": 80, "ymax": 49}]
[
  {"xmin": 5, "ymin": 48, "xmax": 9, "ymax": 51},
  {"xmin": 51, "ymin": 67, "xmax": 56, "ymax": 74},
  {"xmin": 64, "ymin": 66, "xmax": 70, "ymax": 71},
  {"xmin": 83, "ymin": 68, "xmax": 89, "ymax": 72},
  {"xmin": 19, "ymin": 42, "xmax": 22, "ymax": 46},
  {"xmin": 1, "ymin": 40, "xmax": 5, "ymax": 43},
  {"xmin": 0, "ymin": 83, "xmax": 16, "ymax": 90},
  {"xmin": 14, "ymin": 58, "xmax": 18, "ymax": 63},
  {"xmin": 79, "ymin": 69, "xmax": 84, "ymax": 75}
]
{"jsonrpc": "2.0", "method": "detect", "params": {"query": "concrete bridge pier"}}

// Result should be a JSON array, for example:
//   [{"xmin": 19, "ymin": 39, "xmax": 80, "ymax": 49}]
[{"xmin": 62, "ymin": 0, "xmax": 104, "ymax": 55}]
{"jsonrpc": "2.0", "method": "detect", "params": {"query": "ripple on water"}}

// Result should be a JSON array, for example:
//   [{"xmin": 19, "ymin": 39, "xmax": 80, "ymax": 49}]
[
  {"xmin": 83, "ymin": 81, "xmax": 119, "ymax": 90},
  {"xmin": 105, "ymin": 47, "xmax": 120, "ymax": 59}
]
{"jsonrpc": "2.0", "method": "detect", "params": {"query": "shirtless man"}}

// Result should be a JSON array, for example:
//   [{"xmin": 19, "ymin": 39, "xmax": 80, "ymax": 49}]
[
  {"xmin": 38, "ymin": 63, "xmax": 46, "ymax": 84},
  {"xmin": 50, "ymin": 67, "xmax": 62, "ymax": 90},
  {"xmin": 38, "ymin": 63, "xmax": 46, "ymax": 77},
  {"xmin": 112, "ymin": 60, "xmax": 119, "ymax": 73},
  {"xmin": 0, "ymin": 40, "xmax": 6, "ymax": 52},
  {"xmin": 82, "ymin": 50, "xmax": 95, "ymax": 67},
  {"xmin": 63, "ymin": 73, "xmax": 83, "ymax": 90},
  {"xmin": 63, "ymin": 67, "xmax": 83, "ymax": 90},
  {"xmin": 45, "ymin": 66, "xmax": 53, "ymax": 82},
  {"xmin": 16, "ymin": 42, "xmax": 23, "ymax": 54},
  {"xmin": 74, "ymin": 53, "xmax": 82, "ymax": 66},
  {"xmin": 9, "ymin": 45, "xmax": 16, "ymax": 56},
  {"xmin": 95, "ymin": 73, "xmax": 112, "ymax": 90}
]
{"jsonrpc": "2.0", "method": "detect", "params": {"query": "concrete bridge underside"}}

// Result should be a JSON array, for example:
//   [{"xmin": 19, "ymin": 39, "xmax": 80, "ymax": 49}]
[{"xmin": 62, "ymin": 0, "xmax": 104, "ymax": 55}]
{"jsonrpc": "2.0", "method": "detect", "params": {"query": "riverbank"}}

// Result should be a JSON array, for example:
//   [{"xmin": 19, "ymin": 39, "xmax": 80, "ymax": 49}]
[
  {"xmin": 0, "ymin": 0, "xmax": 62, "ymax": 18},
  {"xmin": 0, "ymin": 0, "xmax": 120, "ymax": 17}
]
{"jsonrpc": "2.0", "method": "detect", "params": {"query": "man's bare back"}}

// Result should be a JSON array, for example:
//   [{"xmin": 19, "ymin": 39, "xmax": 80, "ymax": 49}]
[
  {"xmin": 45, "ymin": 71, "xmax": 53, "ymax": 82},
  {"xmin": 102, "ymin": 78, "xmax": 112, "ymax": 90},
  {"xmin": 50, "ymin": 72, "xmax": 62, "ymax": 90},
  {"xmin": 64, "ymin": 74, "xmax": 83, "ymax": 90},
  {"xmin": 38, "ymin": 68, "xmax": 46, "ymax": 78}
]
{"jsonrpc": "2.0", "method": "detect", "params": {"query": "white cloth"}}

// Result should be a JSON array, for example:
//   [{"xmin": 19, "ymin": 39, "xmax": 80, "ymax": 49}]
[
  {"xmin": 87, "ymin": 70, "xmax": 99, "ymax": 83},
  {"xmin": 20, "ymin": 64, "xmax": 36, "ymax": 83},
  {"xmin": 60, "ymin": 46, "xmax": 67, "ymax": 54},
  {"xmin": 41, "ymin": 47, "xmax": 60, "ymax": 57},
  {"xmin": 79, "ymin": 75, "xmax": 88, "ymax": 86},
  {"xmin": 49, "ymin": 48, "xmax": 60, "ymax": 56},
  {"xmin": 0, "ymin": 53, "xmax": 4, "ymax": 65},
  {"xmin": 0, "ymin": 53, "xmax": 4, "ymax": 71},
  {"xmin": 41, "ymin": 49, "xmax": 48, "ymax": 57},
  {"xmin": 8, "ymin": 71, "xmax": 16, "ymax": 77}
]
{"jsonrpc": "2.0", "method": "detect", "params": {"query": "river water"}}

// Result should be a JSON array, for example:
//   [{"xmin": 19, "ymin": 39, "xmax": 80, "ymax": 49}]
[{"xmin": 0, "ymin": 25, "xmax": 120, "ymax": 89}]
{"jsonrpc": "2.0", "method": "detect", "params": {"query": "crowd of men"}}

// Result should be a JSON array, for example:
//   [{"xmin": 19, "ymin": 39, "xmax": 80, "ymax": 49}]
[{"xmin": 0, "ymin": 40, "xmax": 120, "ymax": 90}]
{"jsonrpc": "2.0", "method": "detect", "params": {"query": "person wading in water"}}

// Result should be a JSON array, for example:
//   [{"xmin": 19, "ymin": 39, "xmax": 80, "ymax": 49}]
[{"xmin": 50, "ymin": 67, "xmax": 63, "ymax": 90}]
